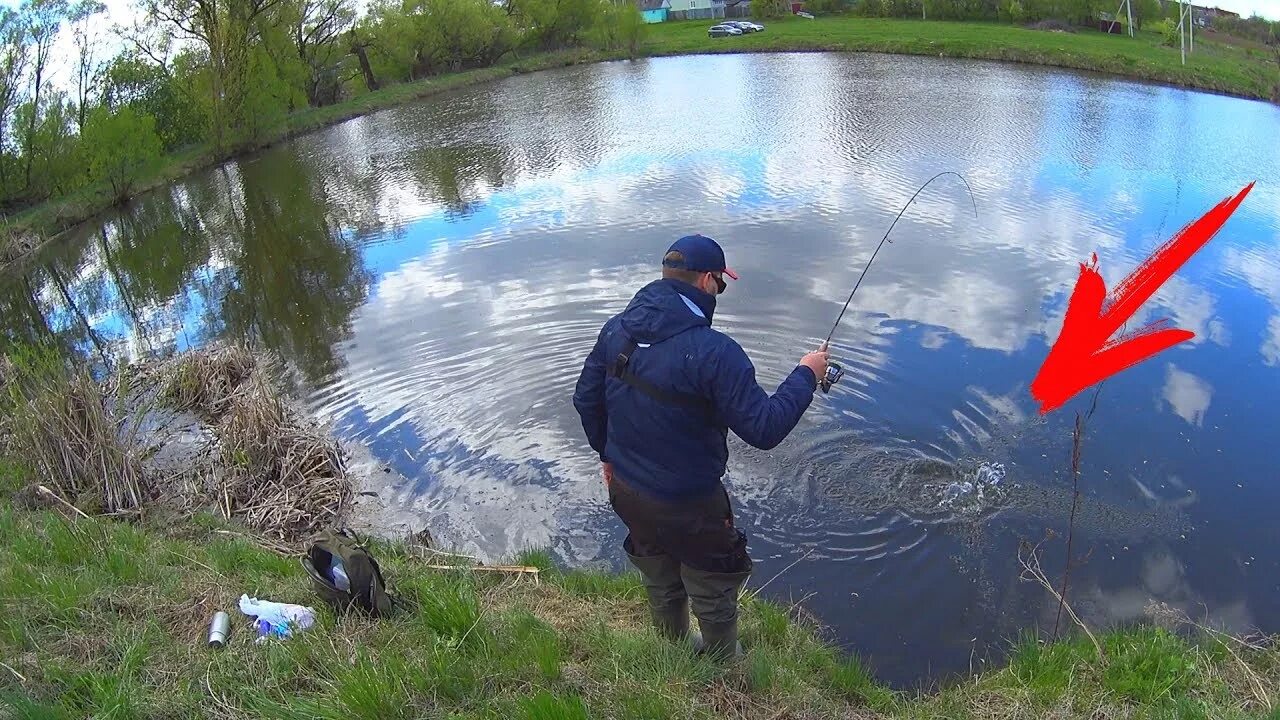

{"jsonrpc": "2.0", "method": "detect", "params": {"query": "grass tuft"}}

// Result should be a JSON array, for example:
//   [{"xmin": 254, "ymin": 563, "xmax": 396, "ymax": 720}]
[
  {"xmin": 554, "ymin": 567, "xmax": 644, "ymax": 600},
  {"xmin": 1008, "ymin": 632, "xmax": 1095, "ymax": 704},
  {"xmin": 746, "ymin": 646, "xmax": 777, "ymax": 692},
  {"xmin": 517, "ymin": 690, "xmax": 589, "ymax": 720},
  {"xmin": 407, "ymin": 572, "xmax": 485, "ymax": 647},
  {"xmin": 514, "ymin": 548, "xmax": 556, "ymax": 573},
  {"xmin": 1103, "ymin": 627, "xmax": 1200, "ymax": 704}
]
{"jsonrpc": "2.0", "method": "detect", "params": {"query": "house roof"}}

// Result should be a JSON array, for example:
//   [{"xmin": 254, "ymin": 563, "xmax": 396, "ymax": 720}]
[{"xmin": 635, "ymin": 0, "xmax": 671, "ymax": 9}]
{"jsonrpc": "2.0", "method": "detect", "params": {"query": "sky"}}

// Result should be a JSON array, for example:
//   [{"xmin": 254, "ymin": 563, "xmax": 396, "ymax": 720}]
[{"xmin": 1213, "ymin": 0, "xmax": 1280, "ymax": 19}]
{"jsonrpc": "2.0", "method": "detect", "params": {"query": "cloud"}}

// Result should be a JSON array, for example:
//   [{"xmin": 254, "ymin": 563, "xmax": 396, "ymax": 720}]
[
  {"xmin": 1262, "ymin": 315, "xmax": 1280, "ymax": 366},
  {"xmin": 1161, "ymin": 364, "xmax": 1213, "ymax": 427}
]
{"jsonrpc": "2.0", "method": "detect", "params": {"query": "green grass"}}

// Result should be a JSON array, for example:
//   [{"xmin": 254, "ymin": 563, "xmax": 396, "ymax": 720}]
[
  {"xmin": 643, "ymin": 16, "xmax": 1280, "ymax": 102},
  {"xmin": 0, "ymin": 462, "xmax": 1276, "ymax": 718},
  {"xmin": 4, "ymin": 16, "xmax": 1276, "ymax": 262}
]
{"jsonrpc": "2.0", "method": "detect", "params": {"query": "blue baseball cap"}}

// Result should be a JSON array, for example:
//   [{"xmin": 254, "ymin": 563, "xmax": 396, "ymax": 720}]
[{"xmin": 662, "ymin": 234, "xmax": 739, "ymax": 280}]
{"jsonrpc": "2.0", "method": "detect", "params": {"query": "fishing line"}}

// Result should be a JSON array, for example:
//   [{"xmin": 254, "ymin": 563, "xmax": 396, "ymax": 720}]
[{"xmin": 818, "ymin": 171, "xmax": 979, "ymax": 393}]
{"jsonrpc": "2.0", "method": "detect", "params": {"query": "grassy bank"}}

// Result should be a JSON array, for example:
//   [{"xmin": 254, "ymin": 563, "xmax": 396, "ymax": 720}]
[
  {"xmin": 0, "ymin": 345, "xmax": 1277, "ymax": 718},
  {"xmin": 1, "ymin": 480, "xmax": 1278, "ymax": 719},
  {"xmin": 1, "ymin": 18, "xmax": 1276, "ymax": 264},
  {"xmin": 645, "ymin": 17, "xmax": 1280, "ymax": 101}
]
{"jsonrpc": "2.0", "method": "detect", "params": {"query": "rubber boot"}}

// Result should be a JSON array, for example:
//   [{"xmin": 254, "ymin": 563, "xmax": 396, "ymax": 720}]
[
  {"xmin": 681, "ymin": 565, "xmax": 751, "ymax": 660},
  {"xmin": 625, "ymin": 548, "xmax": 691, "ymax": 643}
]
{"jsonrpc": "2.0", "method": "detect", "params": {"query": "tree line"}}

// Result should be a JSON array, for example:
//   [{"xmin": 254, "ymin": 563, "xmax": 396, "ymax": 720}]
[
  {"xmin": 0, "ymin": 0, "xmax": 644, "ymax": 218},
  {"xmin": 1214, "ymin": 13, "xmax": 1280, "ymax": 45}
]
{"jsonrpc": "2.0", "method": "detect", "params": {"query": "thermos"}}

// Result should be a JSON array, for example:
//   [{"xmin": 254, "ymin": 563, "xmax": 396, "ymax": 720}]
[{"xmin": 208, "ymin": 611, "xmax": 231, "ymax": 648}]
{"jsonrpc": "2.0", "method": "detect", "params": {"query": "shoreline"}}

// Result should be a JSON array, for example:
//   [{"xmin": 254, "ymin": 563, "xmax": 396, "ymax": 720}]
[
  {"xmin": 2, "ymin": 469, "xmax": 1276, "ymax": 716},
  {"xmin": 1, "ymin": 18, "xmax": 1276, "ymax": 269},
  {"xmin": 1, "ymin": 343, "xmax": 1277, "ymax": 715}
]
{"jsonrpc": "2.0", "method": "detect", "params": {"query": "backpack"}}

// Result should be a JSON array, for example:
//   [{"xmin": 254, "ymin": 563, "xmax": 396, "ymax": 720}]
[{"xmin": 301, "ymin": 529, "xmax": 396, "ymax": 617}]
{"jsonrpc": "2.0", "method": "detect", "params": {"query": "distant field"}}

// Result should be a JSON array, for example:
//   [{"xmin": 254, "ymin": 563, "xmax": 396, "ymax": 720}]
[{"xmin": 643, "ymin": 17, "xmax": 1280, "ymax": 102}]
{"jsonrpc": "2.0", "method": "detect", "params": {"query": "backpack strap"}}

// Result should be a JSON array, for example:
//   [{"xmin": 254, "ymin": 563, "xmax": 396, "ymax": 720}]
[{"xmin": 608, "ymin": 334, "xmax": 714, "ymax": 416}]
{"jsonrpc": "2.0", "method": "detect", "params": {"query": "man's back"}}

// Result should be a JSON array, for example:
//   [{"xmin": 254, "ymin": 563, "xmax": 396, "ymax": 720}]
[{"xmin": 574, "ymin": 277, "xmax": 818, "ymax": 500}]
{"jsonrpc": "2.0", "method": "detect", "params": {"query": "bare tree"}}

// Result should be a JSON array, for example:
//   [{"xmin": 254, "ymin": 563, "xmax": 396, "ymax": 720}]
[
  {"xmin": 21, "ymin": 0, "xmax": 69, "ymax": 190},
  {"xmin": 70, "ymin": 0, "xmax": 107, "ymax": 132},
  {"xmin": 292, "ymin": 0, "xmax": 354, "ymax": 106},
  {"xmin": 346, "ymin": 27, "xmax": 378, "ymax": 92},
  {"xmin": 0, "ymin": 9, "xmax": 30, "ymax": 194}
]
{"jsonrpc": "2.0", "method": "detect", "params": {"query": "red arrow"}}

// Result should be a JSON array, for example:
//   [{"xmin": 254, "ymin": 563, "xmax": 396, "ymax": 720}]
[{"xmin": 1030, "ymin": 183, "xmax": 1254, "ymax": 415}]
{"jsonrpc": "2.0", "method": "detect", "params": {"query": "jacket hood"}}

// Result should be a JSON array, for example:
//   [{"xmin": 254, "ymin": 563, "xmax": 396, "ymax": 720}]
[{"xmin": 619, "ymin": 278, "xmax": 716, "ymax": 344}]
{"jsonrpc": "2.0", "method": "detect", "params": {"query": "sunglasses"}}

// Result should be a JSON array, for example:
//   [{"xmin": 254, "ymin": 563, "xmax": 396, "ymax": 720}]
[{"xmin": 709, "ymin": 272, "xmax": 726, "ymax": 294}]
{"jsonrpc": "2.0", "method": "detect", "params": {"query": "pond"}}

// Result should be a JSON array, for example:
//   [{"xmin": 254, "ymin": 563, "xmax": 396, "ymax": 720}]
[{"xmin": 4, "ymin": 52, "xmax": 1279, "ymax": 688}]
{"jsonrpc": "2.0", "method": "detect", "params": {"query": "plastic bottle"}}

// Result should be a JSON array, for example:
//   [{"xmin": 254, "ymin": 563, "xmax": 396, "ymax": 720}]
[{"xmin": 329, "ymin": 555, "xmax": 351, "ymax": 591}]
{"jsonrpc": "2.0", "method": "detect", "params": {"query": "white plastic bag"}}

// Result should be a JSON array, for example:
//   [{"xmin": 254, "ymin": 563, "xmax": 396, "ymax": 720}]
[{"xmin": 238, "ymin": 594, "xmax": 317, "ymax": 642}]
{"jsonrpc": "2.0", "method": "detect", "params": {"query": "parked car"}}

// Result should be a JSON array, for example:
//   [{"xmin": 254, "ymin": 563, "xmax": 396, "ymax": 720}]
[
  {"xmin": 725, "ymin": 21, "xmax": 764, "ymax": 33},
  {"xmin": 795, "ymin": 10, "xmax": 814, "ymax": 18},
  {"xmin": 708, "ymin": 24, "xmax": 743, "ymax": 37}
]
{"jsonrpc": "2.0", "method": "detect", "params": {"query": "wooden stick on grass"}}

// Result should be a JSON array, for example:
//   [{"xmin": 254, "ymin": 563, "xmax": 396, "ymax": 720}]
[
  {"xmin": 37, "ymin": 484, "xmax": 91, "ymax": 520},
  {"xmin": 419, "ymin": 563, "xmax": 540, "ymax": 575}
]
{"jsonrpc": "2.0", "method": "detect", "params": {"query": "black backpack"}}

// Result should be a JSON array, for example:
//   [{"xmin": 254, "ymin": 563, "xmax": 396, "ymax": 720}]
[{"xmin": 301, "ymin": 529, "xmax": 396, "ymax": 617}]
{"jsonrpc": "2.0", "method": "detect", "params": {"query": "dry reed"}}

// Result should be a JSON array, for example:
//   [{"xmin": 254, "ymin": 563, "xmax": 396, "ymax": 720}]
[
  {"xmin": 0, "ymin": 347, "xmax": 147, "ymax": 515},
  {"xmin": 150, "ymin": 344, "xmax": 351, "ymax": 541}
]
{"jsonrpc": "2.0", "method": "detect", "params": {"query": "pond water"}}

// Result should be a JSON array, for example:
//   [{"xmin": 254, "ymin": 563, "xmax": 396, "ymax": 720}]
[{"xmin": 4, "ymin": 52, "xmax": 1280, "ymax": 688}]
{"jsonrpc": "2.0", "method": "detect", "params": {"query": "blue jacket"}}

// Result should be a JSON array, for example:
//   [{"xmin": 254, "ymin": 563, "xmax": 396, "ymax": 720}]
[{"xmin": 573, "ymin": 278, "xmax": 817, "ymax": 501}]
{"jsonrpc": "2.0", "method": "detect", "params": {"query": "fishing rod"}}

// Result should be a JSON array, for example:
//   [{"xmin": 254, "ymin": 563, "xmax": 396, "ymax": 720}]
[{"xmin": 819, "ymin": 171, "xmax": 979, "ymax": 394}]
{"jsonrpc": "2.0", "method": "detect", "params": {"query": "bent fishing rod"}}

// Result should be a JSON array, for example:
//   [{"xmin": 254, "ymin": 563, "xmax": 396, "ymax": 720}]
[{"xmin": 818, "ymin": 171, "xmax": 979, "ymax": 393}]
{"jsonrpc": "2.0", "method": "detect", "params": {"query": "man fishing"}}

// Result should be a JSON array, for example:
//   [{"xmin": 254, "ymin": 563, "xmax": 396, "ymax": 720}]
[{"xmin": 572, "ymin": 234, "xmax": 828, "ymax": 659}]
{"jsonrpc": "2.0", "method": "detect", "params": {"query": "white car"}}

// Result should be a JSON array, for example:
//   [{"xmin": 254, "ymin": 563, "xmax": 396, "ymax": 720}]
[
  {"xmin": 725, "ymin": 21, "xmax": 764, "ymax": 33},
  {"xmin": 708, "ymin": 24, "xmax": 743, "ymax": 37}
]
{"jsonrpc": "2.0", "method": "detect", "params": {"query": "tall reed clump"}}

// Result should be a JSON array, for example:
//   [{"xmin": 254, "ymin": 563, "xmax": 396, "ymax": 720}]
[
  {"xmin": 0, "ymin": 344, "xmax": 148, "ymax": 515},
  {"xmin": 156, "ymin": 343, "xmax": 255, "ymax": 417},
  {"xmin": 153, "ymin": 344, "xmax": 350, "ymax": 541}
]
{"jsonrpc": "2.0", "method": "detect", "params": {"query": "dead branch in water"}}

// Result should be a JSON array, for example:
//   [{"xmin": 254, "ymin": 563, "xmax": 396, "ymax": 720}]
[
  {"xmin": 1054, "ymin": 382, "xmax": 1105, "ymax": 640},
  {"xmin": 1054, "ymin": 411, "xmax": 1085, "ymax": 640}
]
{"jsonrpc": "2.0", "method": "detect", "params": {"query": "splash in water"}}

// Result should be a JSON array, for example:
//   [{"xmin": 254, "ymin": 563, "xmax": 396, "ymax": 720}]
[{"xmin": 938, "ymin": 461, "xmax": 1006, "ymax": 510}]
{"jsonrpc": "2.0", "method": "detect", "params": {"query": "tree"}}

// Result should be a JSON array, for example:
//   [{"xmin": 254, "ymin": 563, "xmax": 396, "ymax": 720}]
[
  {"xmin": 1130, "ymin": 0, "xmax": 1159, "ymax": 30},
  {"xmin": 290, "ymin": 0, "xmax": 356, "ymax": 106},
  {"xmin": 853, "ymin": 0, "xmax": 885, "ymax": 17},
  {"xmin": 140, "ymin": 0, "xmax": 286, "ymax": 150},
  {"xmin": 69, "ymin": 0, "xmax": 106, "ymax": 131},
  {"xmin": 346, "ymin": 27, "xmax": 378, "ymax": 92},
  {"xmin": 589, "ymin": 0, "xmax": 644, "ymax": 55},
  {"xmin": 101, "ymin": 52, "xmax": 206, "ymax": 151},
  {"xmin": 0, "ymin": 9, "xmax": 30, "ymax": 197},
  {"xmin": 20, "ymin": 0, "xmax": 69, "ymax": 191},
  {"xmin": 508, "ymin": 0, "xmax": 601, "ymax": 51},
  {"xmin": 80, "ymin": 105, "xmax": 163, "ymax": 203},
  {"xmin": 427, "ymin": 0, "xmax": 516, "ymax": 70},
  {"xmin": 32, "ymin": 93, "xmax": 79, "ymax": 195},
  {"xmin": 365, "ymin": 0, "xmax": 516, "ymax": 82},
  {"xmin": 752, "ymin": 0, "xmax": 791, "ymax": 19}
]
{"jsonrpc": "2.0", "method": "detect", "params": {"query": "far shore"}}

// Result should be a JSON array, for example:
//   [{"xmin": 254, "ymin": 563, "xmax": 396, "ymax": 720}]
[{"xmin": 2, "ymin": 16, "xmax": 1275, "ymax": 268}]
